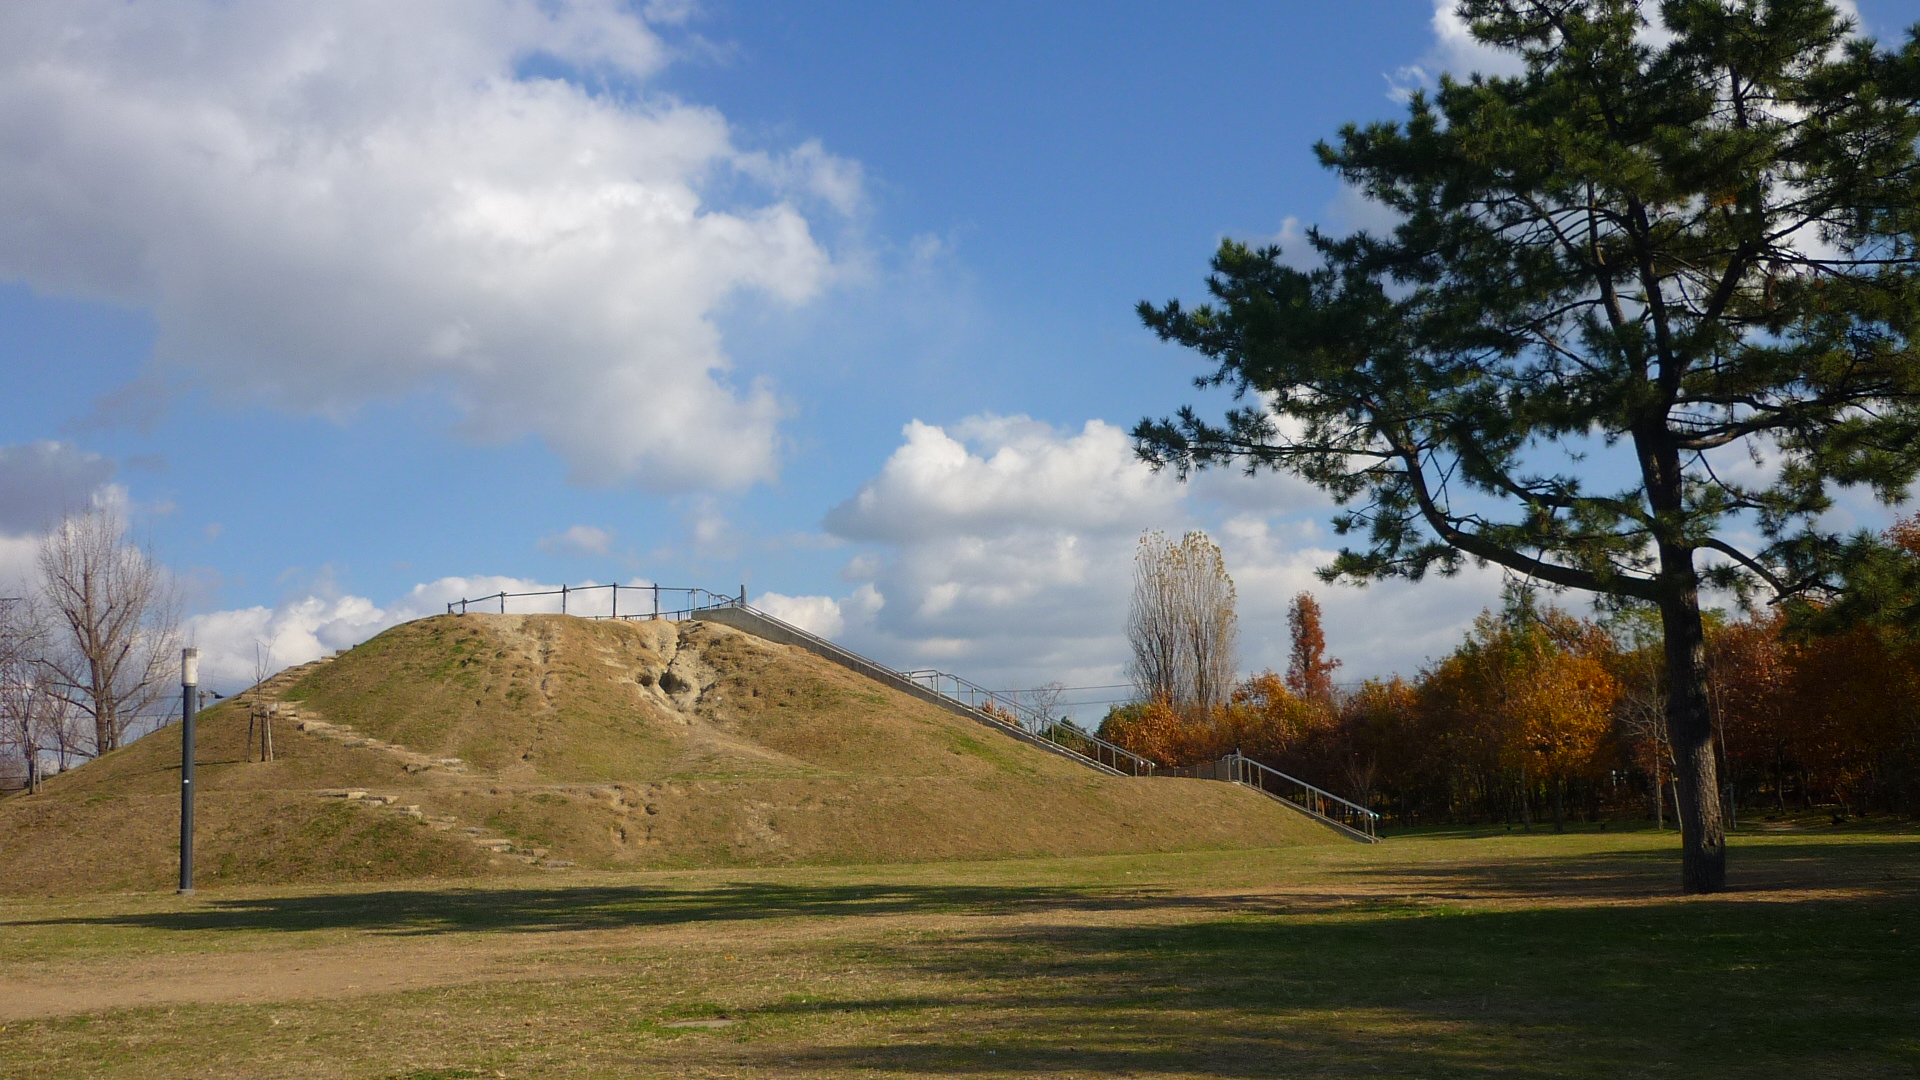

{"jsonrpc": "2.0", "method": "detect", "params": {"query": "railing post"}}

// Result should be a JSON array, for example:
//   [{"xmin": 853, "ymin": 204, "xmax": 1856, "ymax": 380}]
[
  {"xmin": 561, "ymin": 584, "xmax": 568, "ymax": 615},
  {"xmin": 500, "ymin": 592, "xmax": 506, "ymax": 614},
  {"xmin": 611, "ymin": 582, "xmax": 618, "ymax": 619},
  {"xmin": 653, "ymin": 584, "xmax": 660, "ymax": 620}
]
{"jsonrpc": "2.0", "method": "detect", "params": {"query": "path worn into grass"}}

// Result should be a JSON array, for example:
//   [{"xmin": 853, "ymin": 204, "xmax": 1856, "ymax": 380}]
[{"xmin": 3, "ymin": 826, "xmax": 1917, "ymax": 1079}]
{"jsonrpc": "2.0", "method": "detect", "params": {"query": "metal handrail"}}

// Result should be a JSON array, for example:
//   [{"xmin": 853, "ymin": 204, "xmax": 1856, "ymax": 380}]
[
  {"xmin": 697, "ymin": 604, "xmax": 1148, "ymax": 779},
  {"xmin": 445, "ymin": 584, "xmax": 743, "ymax": 620},
  {"xmin": 1227, "ymin": 752, "xmax": 1380, "ymax": 841},
  {"xmin": 899, "ymin": 669, "xmax": 1157, "ymax": 776}
]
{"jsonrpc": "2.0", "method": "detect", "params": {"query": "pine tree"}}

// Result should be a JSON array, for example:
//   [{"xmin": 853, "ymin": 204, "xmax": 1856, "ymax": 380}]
[{"xmin": 1135, "ymin": 0, "xmax": 1920, "ymax": 892}]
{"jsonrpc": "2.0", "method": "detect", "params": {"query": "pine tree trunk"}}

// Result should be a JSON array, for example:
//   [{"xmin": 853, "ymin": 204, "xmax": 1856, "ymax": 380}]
[
  {"xmin": 1641, "ymin": 417, "xmax": 1729, "ymax": 892},
  {"xmin": 1552, "ymin": 776, "xmax": 1566, "ymax": 834},
  {"xmin": 1660, "ymin": 584, "xmax": 1727, "ymax": 893}
]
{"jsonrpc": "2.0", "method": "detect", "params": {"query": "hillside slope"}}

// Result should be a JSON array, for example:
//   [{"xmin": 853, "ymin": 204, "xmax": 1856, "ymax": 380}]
[{"xmin": 0, "ymin": 614, "xmax": 1332, "ymax": 893}]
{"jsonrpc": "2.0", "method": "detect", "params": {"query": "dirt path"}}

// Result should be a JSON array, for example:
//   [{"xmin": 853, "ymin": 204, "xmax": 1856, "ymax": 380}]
[
  {"xmin": 0, "ymin": 899, "xmax": 1180, "ymax": 1021},
  {"xmin": 0, "ymin": 935, "xmax": 591, "ymax": 1020}
]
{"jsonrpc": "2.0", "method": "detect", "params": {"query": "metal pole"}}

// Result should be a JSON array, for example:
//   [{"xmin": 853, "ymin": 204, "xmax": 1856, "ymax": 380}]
[
  {"xmin": 561, "ymin": 584, "xmax": 568, "ymax": 615},
  {"xmin": 500, "ymin": 592, "xmax": 506, "ymax": 614},
  {"xmin": 611, "ymin": 583, "xmax": 618, "ymax": 619},
  {"xmin": 653, "ymin": 584, "xmax": 659, "ymax": 620},
  {"xmin": 179, "ymin": 648, "xmax": 199, "ymax": 895}
]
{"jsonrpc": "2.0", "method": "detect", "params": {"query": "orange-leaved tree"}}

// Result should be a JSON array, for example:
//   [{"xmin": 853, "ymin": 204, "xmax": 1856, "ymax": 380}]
[{"xmin": 1285, "ymin": 592, "xmax": 1340, "ymax": 704}]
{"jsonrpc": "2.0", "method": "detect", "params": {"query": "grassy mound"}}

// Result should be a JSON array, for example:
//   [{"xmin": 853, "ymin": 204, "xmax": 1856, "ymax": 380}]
[{"xmin": 0, "ymin": 614, "xmax": 1333, "ymax": 894}]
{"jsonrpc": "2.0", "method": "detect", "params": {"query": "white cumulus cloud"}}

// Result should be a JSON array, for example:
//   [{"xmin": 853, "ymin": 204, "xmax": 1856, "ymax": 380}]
[
  {"xmin": 185, "ymin": 594, "xmax": 396, "ymax": 689},
  {"xmin": 826, "ymin": 416, "xmax": 1181, "ymax": 542},
  {"xmin": 538, "ymin": 525, "xmax": 614, "ymax": 556},
  {"xmin": 822, "ymin": 415, "xmax": 1186, "ymax": 688},
  {"xmin": 815, "ymin": 413, "xmax": 1505, "ymax": 700},
  {"xmin": 0, "ymin": 0, "xmax": 859, "ymax": 490},
  {"xmin": 182, "ymin": 573, "xmax": 586, "ymax": 689},
  {"xmin": 751, "ymin": 592, "xmax": 845, "ymax": 638}
]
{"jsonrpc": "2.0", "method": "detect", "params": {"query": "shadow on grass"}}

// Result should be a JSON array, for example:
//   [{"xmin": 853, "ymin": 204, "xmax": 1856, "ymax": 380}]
[
  {"xmin": 13, "ymin": 839, "xmax": 1918, "ymax": 940},
  {"xmin": 1341, "ymin": 837, "xmax": 1920, "ymax": 903},
  {"xmin": 733, "ymin": 892, "xmax": 1920, "ymax": 1077},
  {"xmin": 1, "ymin": 881, "xmax": 1257, "ymax": 937}
]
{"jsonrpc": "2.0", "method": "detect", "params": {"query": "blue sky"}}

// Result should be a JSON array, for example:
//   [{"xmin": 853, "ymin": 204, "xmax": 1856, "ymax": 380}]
[{"xmin": 4, "ymin": 0, "xmax": 1918, "ymax": 714}]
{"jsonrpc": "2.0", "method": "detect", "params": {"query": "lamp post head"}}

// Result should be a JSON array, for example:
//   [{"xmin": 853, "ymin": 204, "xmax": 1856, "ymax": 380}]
[{"xmin": 182, "ymin": 647, "xmax": 199, "ymax": 688}]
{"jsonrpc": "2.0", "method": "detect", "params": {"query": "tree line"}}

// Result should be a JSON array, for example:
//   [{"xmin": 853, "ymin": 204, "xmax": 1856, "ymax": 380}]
[
  {"xmin": 1102, "ymin": 524, "xmax": 1920, "ymax": 830},
  {"xmin": 0, "ymin": 509, "xmax": 180, "ymax": 793}
]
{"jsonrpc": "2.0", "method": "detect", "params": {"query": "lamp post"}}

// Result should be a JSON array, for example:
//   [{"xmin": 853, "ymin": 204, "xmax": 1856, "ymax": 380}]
[{"xmin": 179, "ymin": 647, "xmax": 198, "ymax": 895}]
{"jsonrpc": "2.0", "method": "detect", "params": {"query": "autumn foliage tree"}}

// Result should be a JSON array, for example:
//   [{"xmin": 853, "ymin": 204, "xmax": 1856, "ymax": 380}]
[
  {"xmin": 1408, "ymin": 597, "xmax": 1616, "ymax": 830},
  {"xmin": 1507, "ymin": 621, "xmax": 1618, "ymax": 832},
  {"xmin": 1103, "ymin": 584, "xmax": 1920, "ymax": 826},
  {"xmin": 1286, "ymin": 592, "xmax": 1340, "ymax": 703},
  {"xmin": 1103, "ymin": 514, "xmax": 1920, "ymax": 825},
  {"xmin": 1106, "ymin": 586, "xmax": 1338, "ymax": 773}
]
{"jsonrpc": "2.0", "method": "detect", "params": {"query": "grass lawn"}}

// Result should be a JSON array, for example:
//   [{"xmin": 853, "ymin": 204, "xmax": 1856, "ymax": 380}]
[{"xmin": 1, "ymin": 822, "xmax": 1916, "ymax": 1078}]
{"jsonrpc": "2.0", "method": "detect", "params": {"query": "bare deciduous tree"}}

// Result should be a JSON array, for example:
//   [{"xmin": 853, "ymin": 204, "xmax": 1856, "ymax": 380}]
[
  {"xmin": 0, "ymin": 597, "xmax": 82, "ymax": 793},
  {"xmin": 1024, "ymin": 681, "xmax": 1067, "ymax": 729},
  {"xmin": 248, "ymin": 639, "xmax": 276, "ymax": 762},
  {"xmin": 36, "ymin": 509, "xmax": 179, "ymax": 757},
  {"xmin": 0, "ymin": 597, "xmax": 44, "ymax": 791},
  {"xmin": 1128, "ymin": 533, "xmax": 1185, "ymax": 706},
  {"xmin": 1, "ymin": 675, "xmax": 68, "ymax": 795},
  {"xmin": 1127, "ymin": 530, "xmax": 1238, "ymax": 711}
]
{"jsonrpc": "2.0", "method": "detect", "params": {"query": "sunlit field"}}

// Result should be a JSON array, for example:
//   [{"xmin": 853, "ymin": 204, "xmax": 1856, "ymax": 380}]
[{"xmin": 3, "ymin": 821, "xmax": 1916, "ymax": 1079}]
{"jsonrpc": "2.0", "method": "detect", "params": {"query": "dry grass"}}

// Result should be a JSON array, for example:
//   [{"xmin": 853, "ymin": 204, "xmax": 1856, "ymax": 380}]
[
  {"xmin": 1, "ymin": 825, "xmax": 1914, "ymax": 1078},
  {"xmin": 0, "ymin": 615, "xmax": 1331, "ymax": 895}
]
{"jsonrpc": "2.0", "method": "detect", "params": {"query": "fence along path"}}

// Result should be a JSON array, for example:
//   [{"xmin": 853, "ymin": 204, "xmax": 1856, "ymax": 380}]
[
  {"xmin": 1161, "ymin": 753, "xmax": 1381, "ymax": 842},
  {"xmin": 447, "ymin": 584, "xmax": 742, "ymax": 620},
  {"xmin": 442, "ymin": 584, "xmax": 1380, "ymax": 840}
]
